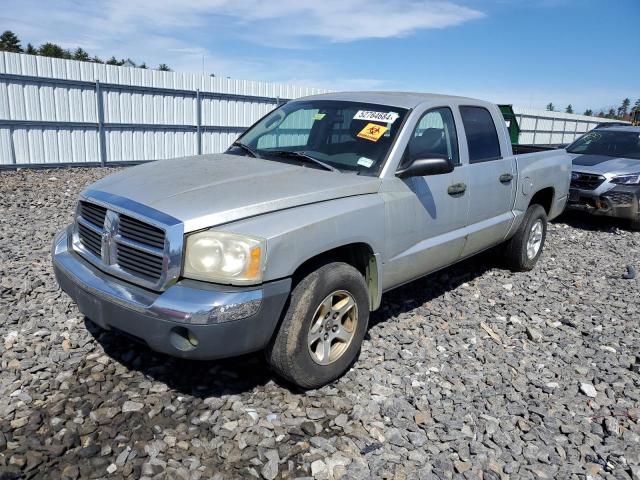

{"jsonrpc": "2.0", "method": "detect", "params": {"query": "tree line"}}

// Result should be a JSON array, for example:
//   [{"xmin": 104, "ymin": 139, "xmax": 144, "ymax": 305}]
[
  {"xmin": 545, "ymin": 98, "xmax": 639, "ymax": 120},
  {"xmin": 0, "ymin": 30, "xmax": 171, "ymax": 71}
]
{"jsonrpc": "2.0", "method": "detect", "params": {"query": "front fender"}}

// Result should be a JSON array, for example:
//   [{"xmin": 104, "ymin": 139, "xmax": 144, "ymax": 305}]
[{"xmin": 215, "ymin": 194, "xmax": 386, "ymax": 304}]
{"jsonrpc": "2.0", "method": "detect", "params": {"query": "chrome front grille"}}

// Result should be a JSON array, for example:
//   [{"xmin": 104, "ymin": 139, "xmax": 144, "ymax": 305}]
[
  {"xmin": 119, "ymin": 214, "xmax": 165, "ymax": 249},
  {"xmin": 71, "ymin": 192, "xmax": 183, "ymax": 291},
  {"xmin": 77, "ymin": 201, "xmax": 107, "ymax": 256},
  {"xmin": 79, "ymin": 201, "xmax": 107, "ymax": 228},
  {"xmin": 570, "ymin": 172, "xmax": 605, "ymax": 190},
  {"xmin": 116, "ymin": 242, "xmax": 164, "ymax": 280},
  {"xmin": 77, "ymin": 222, "xmax": 102, "ymax": 257}
]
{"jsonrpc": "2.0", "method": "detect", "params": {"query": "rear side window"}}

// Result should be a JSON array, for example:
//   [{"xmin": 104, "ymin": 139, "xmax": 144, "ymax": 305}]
[{"xmin": 459, "ymin": 106, "xmax": 502, "ymax": 163}]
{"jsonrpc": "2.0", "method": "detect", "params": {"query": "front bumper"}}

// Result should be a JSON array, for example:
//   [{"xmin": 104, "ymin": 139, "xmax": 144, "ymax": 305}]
[
  {"xmin": 52, "ymin": 226, "xmax": 291, "ymax": 360},
  {"xmin": 566, "ymin": 185, "xmax": 640, "ymax": 221}
]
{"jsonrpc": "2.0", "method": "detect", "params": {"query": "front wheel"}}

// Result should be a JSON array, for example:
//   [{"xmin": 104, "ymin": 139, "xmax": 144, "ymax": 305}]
[
  {"xmin": 502, "ymin": 204, "xmax": 548, "ymax": 271},
  {"xmin": 266, "ymin": 262, "xmax": 369, "ymax": 389}
]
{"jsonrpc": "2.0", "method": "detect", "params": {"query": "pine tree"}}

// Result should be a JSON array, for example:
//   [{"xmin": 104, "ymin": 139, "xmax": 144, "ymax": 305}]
[
  {"xmin": 619, "ymin": 98, "xmax": 631, "ymax": 117},
  {"xmin": 634, "ymin": 99, "xmax": 640, "ymax": 112},
  {"xmin": 106, "ymin": 56, "xmax": 119, "ymax": 65},
  {"xmin": 158, "ymin": 64, "xmax": 171, "ymax": 71},
  {"xmin": 597, "ymin": 110, "xmax": 605, "ymax": 118},
  {"xmin": 0, "ymin": 30, "xmax": 22, "ymax": 52},
  {"xmin": 25, "ymin": 43, "xmax": 37, "ymax": 55},
  {"xmin": 565, "ymin": 105, "xmax": 573, "ymax": 114},
  {"xmin": 38, "ymin": 42, "xmax": 66, "ymax": 58},
  {"xmin": 583, "ymin": 109, "xmax": 593, "ymax": 116},
  {"xmin": 546, "ymin": 103, "xmax": 555, "ymax": 112},
  {"xmin": 73, "ymin": 48, "xmax": 90, "ymax": 61},
  {"xmin": 607, "ymin": 108, "xmax": 616, "ymax": 119}
]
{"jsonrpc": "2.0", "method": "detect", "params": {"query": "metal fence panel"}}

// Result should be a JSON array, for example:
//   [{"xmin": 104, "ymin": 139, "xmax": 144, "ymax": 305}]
[
  {"xmin": 0, "ymin": 52, "xmax": 328, "ymax": 167},
  {"xmin": 2, "ymin": 51, "xmax": 629, "ymax": 166},
  {"xmin": 512, "ymin": 106, "xmax": 622, "ymax": 146}
]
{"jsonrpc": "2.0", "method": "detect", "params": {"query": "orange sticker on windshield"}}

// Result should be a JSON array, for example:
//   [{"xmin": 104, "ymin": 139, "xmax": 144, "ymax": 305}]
[{"xmin": 357, "ymin": 123, "xmax": 388, "ymax": 142}]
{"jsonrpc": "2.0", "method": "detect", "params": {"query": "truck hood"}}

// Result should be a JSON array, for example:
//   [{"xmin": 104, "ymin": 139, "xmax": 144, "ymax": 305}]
[
  {"xmin": 88, "ymin": 154, "xmax": 381, "ymax": 232},
  {"xmin": 569, "ymin": 153, "xmax": 640, "ymax": 175}
]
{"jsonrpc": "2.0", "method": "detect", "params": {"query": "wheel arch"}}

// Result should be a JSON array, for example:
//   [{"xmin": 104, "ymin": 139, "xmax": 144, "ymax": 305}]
[
  {"xmin": 291, "ymin": 242, "xmax": 382, "ymax": 311},
  {"xmin": 529, "ymin": 186, "xmax": 555, "ymax": 214}
]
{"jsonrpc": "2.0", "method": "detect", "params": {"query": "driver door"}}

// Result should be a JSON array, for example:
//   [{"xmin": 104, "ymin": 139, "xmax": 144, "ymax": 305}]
[{"xmin": 383, "ymin": 107, "xmax": 470, "ymax": 288}]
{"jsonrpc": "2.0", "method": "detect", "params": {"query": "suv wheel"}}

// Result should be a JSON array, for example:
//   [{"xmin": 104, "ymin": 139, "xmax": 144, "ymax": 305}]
[
  {"xmin": 266, "ymin": 262, "xmax": 369, "ymax": 389},
  {"xmin": 503, "ymin": 204, "xmax": 548, "ymax": 271}
]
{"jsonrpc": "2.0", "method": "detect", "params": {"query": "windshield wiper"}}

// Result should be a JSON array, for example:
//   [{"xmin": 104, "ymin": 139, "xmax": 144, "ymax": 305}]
[
  {"xmin": 268, "ymin": 150, "xmax": 339, "ymax": 172},
  {"xmin": 231, "ymin": 141, "xmax": 262, "ymax": 159}
]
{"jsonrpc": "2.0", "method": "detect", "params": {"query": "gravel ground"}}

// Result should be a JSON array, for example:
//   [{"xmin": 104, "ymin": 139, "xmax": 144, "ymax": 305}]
[{"xmin": 1, "ymin": 167, "xmax": 639, "ymax": 480}]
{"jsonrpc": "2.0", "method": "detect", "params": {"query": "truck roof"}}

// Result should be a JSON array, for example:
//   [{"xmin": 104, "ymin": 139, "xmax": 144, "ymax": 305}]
[{"xmin": 297, "ymin": 91, "xmax": 493, "ymax": 110}]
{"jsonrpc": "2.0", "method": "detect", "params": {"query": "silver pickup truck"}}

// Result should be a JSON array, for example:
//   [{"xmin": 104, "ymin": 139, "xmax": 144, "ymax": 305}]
[{"xmin": 52, "ymin": 92, "xmax": 570, "ymax": 388}]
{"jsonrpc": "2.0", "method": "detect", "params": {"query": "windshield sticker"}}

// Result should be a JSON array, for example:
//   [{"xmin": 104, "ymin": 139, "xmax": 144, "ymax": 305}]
[
  {"xmin": 353, "ymin": 110, "xmax": 399, "ymax": 124},
  {"xmin": 357, "ymin": 123, "xmax": 388, "ymax": 142},
  {"xmin": 313, "ymin": 113, "xmax": 326, "ymax": 120},
  {"xmin": 357, "ymin": 157, "xmax": 374, "ymax": 168}
]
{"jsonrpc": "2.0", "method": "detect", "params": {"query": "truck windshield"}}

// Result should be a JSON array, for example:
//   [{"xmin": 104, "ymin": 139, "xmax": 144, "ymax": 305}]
[
  {"xmin": 230, "ymin": 100, "xmax": 409, "ymax": 174},
  {"xmin": 567, "ymin": 130, "xmax": 640, "ymax": 160}
]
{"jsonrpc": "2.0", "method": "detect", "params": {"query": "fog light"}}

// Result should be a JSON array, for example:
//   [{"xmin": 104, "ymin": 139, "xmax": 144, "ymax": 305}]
[{"xmin": 169, "ymin": 327, "xmax": 198, "ymax": 351}]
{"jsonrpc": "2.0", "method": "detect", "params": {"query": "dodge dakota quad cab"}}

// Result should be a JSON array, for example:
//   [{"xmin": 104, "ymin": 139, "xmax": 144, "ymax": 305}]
[
  {"xmin": 566, "ymin": 125, "xmax": 640, "ymax": 230},
  {"xmin": 52, "ymin": 92, "xmax": 571, "ymax": 388}
]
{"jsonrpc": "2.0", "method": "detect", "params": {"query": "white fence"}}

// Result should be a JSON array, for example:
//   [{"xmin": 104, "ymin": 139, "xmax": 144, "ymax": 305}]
[
  {"xmin": 0, "ymin": 52, "xmax": 328, "ymax": 167},
  {"xmin": 0, "ymin": 51, "xmax": 626, "ymax": 167},
  {"xmin": 512, "ymin": 106, "xmax": 621, "ymax": 146}
]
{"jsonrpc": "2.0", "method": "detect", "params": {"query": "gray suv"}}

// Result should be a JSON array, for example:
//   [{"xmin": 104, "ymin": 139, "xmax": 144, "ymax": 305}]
[
  {"xmin": 566, "ymin": 126, "xmax": 640, "ymax": 230},
  {"xmin": 52, "ymin": 92, "xmax": 570, "ymax": 388}
]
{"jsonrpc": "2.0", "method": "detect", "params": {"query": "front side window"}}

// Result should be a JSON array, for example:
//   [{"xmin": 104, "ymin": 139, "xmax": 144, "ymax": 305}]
[
  {"xmin": 567, "ymin": 130, "xmax": 640, "ymax": 159},
  {"xmin": 232, "ymin": 100, "xmax": 409, "ymax": 175},
  {"xmin": 460, "ymin": 106, "xmax": 502, "ymax": 163},
  {"xmin": 406, "ymin": 107, "xmax": 459, "ymax": 165}
]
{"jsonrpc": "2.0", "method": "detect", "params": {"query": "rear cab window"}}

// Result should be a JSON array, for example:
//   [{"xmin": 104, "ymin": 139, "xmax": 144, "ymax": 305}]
[{"xmin": 459, "ymin": 106, "xmax": 502, "ymax": 163}]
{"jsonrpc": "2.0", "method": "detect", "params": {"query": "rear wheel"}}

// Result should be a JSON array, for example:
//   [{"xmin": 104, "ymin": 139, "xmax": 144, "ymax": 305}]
[
  {"xmin": 266, "ymin": 262, "xmax": 369, "ymax": 389},
  {"xmin": 502, "ymin": 204, "xmax": 548, "ymax": 271}
]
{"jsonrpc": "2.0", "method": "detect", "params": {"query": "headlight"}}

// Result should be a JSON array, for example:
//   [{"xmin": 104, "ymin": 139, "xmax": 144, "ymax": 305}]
[
  {"xmin": 611, "ymin": 173, "xmax": 640, "ymax": 185},
  {"xmin": 183, "ymin": 231, "xmax": 265, "ymax": 285}
]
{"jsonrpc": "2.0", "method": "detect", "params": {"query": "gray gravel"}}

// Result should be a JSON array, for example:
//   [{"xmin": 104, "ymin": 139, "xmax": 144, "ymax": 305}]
[{"xmin": 1, "ymin": 167, "xmax": 639, "ymax": 480}]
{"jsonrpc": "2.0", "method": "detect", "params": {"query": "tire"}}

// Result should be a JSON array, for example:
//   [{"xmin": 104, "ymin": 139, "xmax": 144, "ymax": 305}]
[
  {"xmin": 266, "ymin": 262, "xmax": 369, "ymax": 389},
  {"xmin": 502, "ymin": 204, "xmax": 548, "ymax": 272}
]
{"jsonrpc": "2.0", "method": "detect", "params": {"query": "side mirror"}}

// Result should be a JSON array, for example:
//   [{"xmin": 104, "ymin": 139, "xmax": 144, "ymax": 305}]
[{"xmin": 396, "ymin": 155, "xmax": 454, "ymax": 178}]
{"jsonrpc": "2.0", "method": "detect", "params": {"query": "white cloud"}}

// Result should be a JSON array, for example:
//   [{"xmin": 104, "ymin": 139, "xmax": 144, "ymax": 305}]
[
  {"xmin": 0, "ymin": 0, "xmax": 483, "ymax": 87},
  {"xmin": 102, "ymin": 0, "xmax": 484, "ymax": 43}
]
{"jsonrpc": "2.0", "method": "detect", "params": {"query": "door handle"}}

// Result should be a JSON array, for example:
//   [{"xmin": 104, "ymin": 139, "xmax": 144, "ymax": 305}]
[
  {"xmin": 499, "ymin": 173, "xmax": 513, "ymax": 183},
  {"xmin": 447, "ymin": 183, "xmax": 467, "ymax": 196}
]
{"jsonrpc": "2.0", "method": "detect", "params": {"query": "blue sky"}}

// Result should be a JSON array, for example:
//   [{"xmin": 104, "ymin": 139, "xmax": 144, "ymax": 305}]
[{"xmin": 2, "ymin": 0, "xmax": 638, "ymax": 112}]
